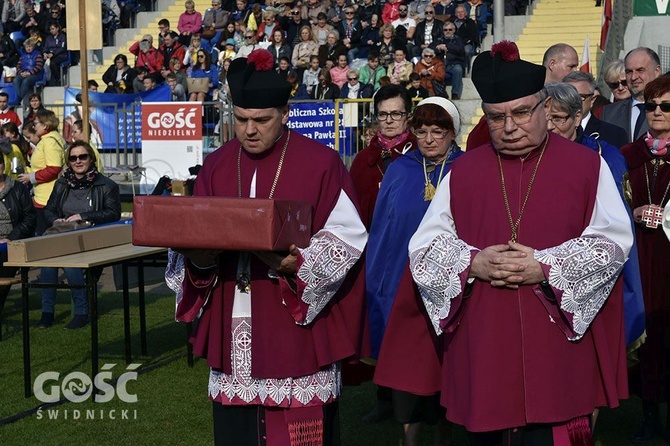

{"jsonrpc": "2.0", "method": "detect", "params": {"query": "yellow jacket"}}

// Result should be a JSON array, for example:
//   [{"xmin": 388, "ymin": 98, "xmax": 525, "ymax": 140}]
[{"xmin": 31, "ymin": 131, "xmax": 66, "ymax": 207}]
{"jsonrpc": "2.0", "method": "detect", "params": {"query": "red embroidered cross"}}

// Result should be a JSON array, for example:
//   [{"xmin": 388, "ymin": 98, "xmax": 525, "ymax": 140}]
[{"xmin": 641, "ymin": 204, "xmax": 664, "ymax": 228}]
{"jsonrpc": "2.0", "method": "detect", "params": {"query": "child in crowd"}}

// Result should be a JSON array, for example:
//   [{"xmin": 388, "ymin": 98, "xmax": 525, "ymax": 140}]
[
  {"xmin": 142, "ymin": 75, "xmax": 156, "ymax": 91},
  {"xmin": 218, "ymin": 39, "xmax": 237, "ymax": 65},
  {"xmin": 183, "ymin": 34, "xmax": 202, "ymax": 75},
  {"xmin": 330, "ymin": 54, "xmax": 350, "ymax": 88},
  {"xmin": 167, "ymin": 72, "xmax": 187, "ymax": 101},
  {"xmin": 276, "ymin": 56, "xmax": 291, "ymax": 79},
  {"xmin": 302, "ymin": 55, "xmax": 321, "ymax": 96},
  {"xmin": 406, "ymin": 72, "xmax": 429, "ymax": 99},
  {"xmin": 359, "ymin": 52, "xmax": 386, "ymax": 92},
  {"xmin": 134, "ymin": 66, "xmax": 148, "ymax": 92},
  {"xmin": 27, "ymin": 27, "xmax": 43, "ymax": 50}
]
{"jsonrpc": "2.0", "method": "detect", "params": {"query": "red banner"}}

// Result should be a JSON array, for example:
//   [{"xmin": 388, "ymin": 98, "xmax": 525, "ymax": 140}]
[{"xmin": 141, "ymin": 103, "xmax": 203, "ymax": 141}]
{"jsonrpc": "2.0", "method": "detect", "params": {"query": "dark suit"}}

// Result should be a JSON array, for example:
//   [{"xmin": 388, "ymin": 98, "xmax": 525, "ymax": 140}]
[
  {"xmin": 414, "ymin": 19, "xmax": 444, "ymax": 49},
  {"xmin": 601, "ymin": 98, "xmax": 648, "ymax": 143},
  {"xmin": 582, "ymin": 114, "xmax": 629, "ymax": 149}
]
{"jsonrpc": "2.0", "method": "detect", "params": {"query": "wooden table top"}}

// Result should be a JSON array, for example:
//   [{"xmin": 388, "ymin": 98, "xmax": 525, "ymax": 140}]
[{"xmin": 5, "ymin": 244, "xmax": 167, "ymax": 269}]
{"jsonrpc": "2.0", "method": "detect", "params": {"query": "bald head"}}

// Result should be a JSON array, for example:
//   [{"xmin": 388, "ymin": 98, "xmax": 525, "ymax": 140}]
[{"xmin": 543, "ymin": 43, "xmax": 579, "ymax": 84}]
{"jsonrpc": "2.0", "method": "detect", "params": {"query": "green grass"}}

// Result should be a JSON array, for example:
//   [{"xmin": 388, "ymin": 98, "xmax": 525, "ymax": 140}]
[{"xmin": 0, "ymin": 285, "xmax": 666, "ymax": 445}]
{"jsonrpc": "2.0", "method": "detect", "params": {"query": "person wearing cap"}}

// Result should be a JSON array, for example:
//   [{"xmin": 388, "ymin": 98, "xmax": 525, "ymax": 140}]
[
  {"xmin": 167, "ymin": 49, "xmax": 367, "ymax": 445},
  {"xmin": 408, "ymin": 41, "xmax": 632, "ymax": 443},
  {"xmin": 368, "ymin": 97, "xmax": 462, "ymax": 445}
]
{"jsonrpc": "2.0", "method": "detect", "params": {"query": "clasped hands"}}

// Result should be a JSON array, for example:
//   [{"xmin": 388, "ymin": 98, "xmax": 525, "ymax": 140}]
[{"xmin": 470, "ymin": 241, "xmax": 546, "ymax": 289}]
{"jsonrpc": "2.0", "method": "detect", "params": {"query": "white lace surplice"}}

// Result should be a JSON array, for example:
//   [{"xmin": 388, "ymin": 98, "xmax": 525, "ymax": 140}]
[
  {"xmin": 169, "ymin": 170, "xmax": 367, "ymax": 407},
  {"xmin": 409, "ymin": 161, "xmax": 633, "ymax": 340}
]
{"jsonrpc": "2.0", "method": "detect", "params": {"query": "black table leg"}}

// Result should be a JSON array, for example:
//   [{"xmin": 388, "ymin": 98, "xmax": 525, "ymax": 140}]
[
  {"xmin": 122, "ymin": 262, "xmax": 131, "ymax": 364},
  {"xmin": 138, "ymin": 259, "xmax": 147, "ymax": 356},
  {"xmin": 22, "ymin": 267, "xmax": 31, "ymax": 398},
  {"xmin": 88, "ymin": 270, "xmax": 99, "ymax": 389}
]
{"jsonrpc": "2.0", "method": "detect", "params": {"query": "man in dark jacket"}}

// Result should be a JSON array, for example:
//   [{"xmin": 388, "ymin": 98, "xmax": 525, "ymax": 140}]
[
  {"xmin": 453, "ymin": 5, "xmax": 478, "ymax": 68},
  {"xmin": 0, "ymin": 24, "xmax": 19, "ymax": 68},
  {"xmin": 563, "ymin": 71, "xmax": 628, "ymax": 149},
  {"xmin": 279, "ymin": 7, "xmax": 310, "ymax": 49},
  {"xmin": 431, "ymin": 22, "xmax": 465, "ymax": 100},
  {"xmin": 335, "ymin": 6, "xmax": 362, "ymax": 54},
  {"xmin": 412, "ymin": 5, "xmax": 443, "ymax": 58}
]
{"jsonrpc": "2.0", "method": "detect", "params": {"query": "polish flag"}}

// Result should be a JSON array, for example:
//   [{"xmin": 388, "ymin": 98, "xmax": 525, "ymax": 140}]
[
  {"xmin": 580, "ymin": 35, "xmax": 590, "ymax": 73},
  {"xmin": 600, "ymin": 0, "xmax": 612, "ymax": 50}
]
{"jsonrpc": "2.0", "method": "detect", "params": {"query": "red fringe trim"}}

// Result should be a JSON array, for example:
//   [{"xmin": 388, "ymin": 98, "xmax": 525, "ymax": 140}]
[
  {"xmin": 287, "ymin": 418, "xmax": 324, "ymax": 446},
  {"xmin": 566, "ymin": 416, "xmax": 595, "ymax": 446}
]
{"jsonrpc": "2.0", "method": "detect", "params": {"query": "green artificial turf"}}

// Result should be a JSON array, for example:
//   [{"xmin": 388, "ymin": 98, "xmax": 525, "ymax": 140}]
[{"xmin": 0, "ymin": 285, "xmax": 666, "ymax": 445}]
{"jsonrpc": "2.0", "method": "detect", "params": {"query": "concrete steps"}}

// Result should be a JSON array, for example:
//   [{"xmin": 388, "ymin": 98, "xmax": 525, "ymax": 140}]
[
  {"xmin": 70, "ymin": 0, "xmax": 208, "ymax": 88},
  {"xmin": 457, "ymin": 0, "xmax": 603, "ymax": 148}
]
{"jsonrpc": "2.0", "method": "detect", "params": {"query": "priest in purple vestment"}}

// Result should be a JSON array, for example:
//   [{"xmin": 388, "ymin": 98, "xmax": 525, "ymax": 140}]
[
  {"xmin": 408, "ymin": 41, "xmax": 633, "ymax": 445},
  {"xmin": 165, "ymin": 49, "xmax": 368, "ymax": 446}
]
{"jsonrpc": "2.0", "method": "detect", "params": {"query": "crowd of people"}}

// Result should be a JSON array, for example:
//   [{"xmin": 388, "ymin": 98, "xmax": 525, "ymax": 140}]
[
  {"xmin": 2, "ymin": 0, "xmax": 670, "ymax": 444},
  {"xmin": 0, "ymin": 93, "xmax": 120, "ymax": 330},
  {"xmin": 1, "ymin": 0, "xmax": 494, "ymax": 107}
]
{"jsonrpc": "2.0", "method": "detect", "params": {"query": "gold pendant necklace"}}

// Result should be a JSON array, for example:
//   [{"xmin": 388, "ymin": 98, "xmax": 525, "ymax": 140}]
[
  {"xmin": 497, "ymin": 135, "xmax": 549, "ymax": 243},
  {"xmin": 235, "ymin": 130, "xmax": 291, "ymax": 293},
  {"xmin": 237, "ymin": 130, "xmax": 291, "ymax": 199},
  {"xmin": 423, "ymin": 156, "xmax": 448, "ymax": 201}
]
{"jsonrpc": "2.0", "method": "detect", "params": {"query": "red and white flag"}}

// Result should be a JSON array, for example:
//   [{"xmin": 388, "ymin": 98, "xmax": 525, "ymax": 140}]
[
  {"xmin": 580, "ymin": 35, "xmax": 591, "ymax": 73},
  {"xmin": 600, "ymin": 0, "xmax": 612, "ymax": 50}
]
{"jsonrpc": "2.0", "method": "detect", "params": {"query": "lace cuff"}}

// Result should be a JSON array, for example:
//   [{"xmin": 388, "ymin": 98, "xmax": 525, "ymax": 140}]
[
  {"xmin": 290, "ymin": 230, "xmax": 362, "ymax": 325},
  {"xmin": 534, "ymin": 234, "xmax": 626, "ymax": 340},
  {"xmin": 166, "ymin": 249, "xmax": 186, "ymax": 320},
  {"xmin": 409, "ymin": 233, "xmax": 475, "ymax": 335}
]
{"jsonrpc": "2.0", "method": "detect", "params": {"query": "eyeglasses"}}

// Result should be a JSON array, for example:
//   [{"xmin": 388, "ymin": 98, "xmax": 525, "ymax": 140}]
[
  {"xmin": 413, "ymin": 128, "xmax": 450, "ymax": 139},
  {"xmin": 345, "ymin": 11, "xmax": 355, "ymax": 14},
  {"xmin": 645, "ymin": 102, "xmax": 670, "ymax": 113},
  {"xmin": 485, "ymin": 100, "xmax": 544, "ymax": 129},
  {"xmin": 348, "ymin": 76, "xmax": 358, "ymax": 80},
  {"xmin": 290, "ymin": 11, "xmax": 300, "ymax": 15},
  {"xmin": 423, "ymin": 54, "xmax": 434, "ymax": 58},
  {"xmin": 444, "ymin": 28, "xmax": 455, "ymax": 32},
  {"xmin": 579, "ymin": 93, "xmax": 594, "ymax": 101},
  {"xmin": 68, "ymin": 154, "xmax": 90, "ymax": 162},
  {"xmin": 606, "ymin": 79, "xmax": 627, "ymax": 89},
  {"xmin": 198, "ymin": 55, "xmax": 205, "ymax": 58},
  {"xmin": 547, "ymin": 114, "xmax": 571, "ymax": 126},
  {"xmin": 245, "ymin": 35, "xmax": 254, "ymax": 39},
  {"xmin": 377, "ymin": 111, "xmax": 407, "ymax": 121},
  {"xmin": 425, "ymin": 11, "xmax": 434, "ymax": 14}
]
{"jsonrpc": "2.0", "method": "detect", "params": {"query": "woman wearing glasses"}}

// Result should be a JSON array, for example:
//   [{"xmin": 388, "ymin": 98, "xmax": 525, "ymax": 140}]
[
  {"xmin": 603, "ymin": 59, "xmax": 631, "ymax": 103},
  {"xmin": 188, "ymin": 50, "xmax": 219, "ymax": 102},
  {"xmin": 622, "ymin": 75, "xmax": 670, "ymax": 440},
  {"xmin": 369, "ymin": 97, "xmax": 462, "ymax": 445},
  {"xmin": 37, "ymin": 141, "xmax": 121, "ymax": 330}
]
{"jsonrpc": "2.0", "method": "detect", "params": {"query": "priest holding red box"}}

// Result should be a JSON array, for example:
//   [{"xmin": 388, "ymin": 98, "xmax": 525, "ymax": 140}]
[{"xmin": 166, "ymin": 49, "xmax": 368, "ymax": 445}]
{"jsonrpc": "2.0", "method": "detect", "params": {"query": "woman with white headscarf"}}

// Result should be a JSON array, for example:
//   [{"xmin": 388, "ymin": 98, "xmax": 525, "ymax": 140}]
[{"xmin": 367, "ymin": 97, "xmax": 463, "ymax": 445}]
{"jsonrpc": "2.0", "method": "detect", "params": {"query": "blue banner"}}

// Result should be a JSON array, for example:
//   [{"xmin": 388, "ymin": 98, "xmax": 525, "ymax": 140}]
[
  {"xmin": 64, "ymin": 86, "xmax": 171, "ymax": 151},
  {"xmin": 286, "ymin": 102, "xmax": 355, "ymax": 156}
]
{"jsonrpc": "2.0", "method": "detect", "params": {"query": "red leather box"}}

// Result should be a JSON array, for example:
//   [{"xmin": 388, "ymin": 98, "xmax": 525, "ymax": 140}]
[{"xmin": 132, "ymin": 196, "xmax": 312, "ymax": 251}]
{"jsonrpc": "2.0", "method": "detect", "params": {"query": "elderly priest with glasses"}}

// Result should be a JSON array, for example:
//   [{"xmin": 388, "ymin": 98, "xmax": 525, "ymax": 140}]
[
  {"xmin": 166, "ymin": 49, "xmax": 368, "ymax": 446},
  {"xmin": 408, "ymin": 41, "xmax": 633, "ymax": 444}
]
